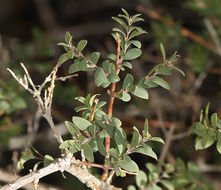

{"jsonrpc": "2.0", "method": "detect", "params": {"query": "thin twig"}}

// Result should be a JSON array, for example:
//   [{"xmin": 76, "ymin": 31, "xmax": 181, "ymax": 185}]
[
  {"xmin": 159, "ymin": 125, "xmax": 176, "ymax": 162},
  {"xmin": 204, "ymin": 18, "xmax": 221, "ymax": 57},
  {"xmin": 56, "ymin": 74, "xmax": 78, "ymax": 81}
]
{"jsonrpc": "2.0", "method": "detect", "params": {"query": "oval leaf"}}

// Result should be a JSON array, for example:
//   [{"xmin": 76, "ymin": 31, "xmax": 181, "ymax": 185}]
[{"xmin": 72, "ymin": 116, "xmax": 91, "ymax": 130}]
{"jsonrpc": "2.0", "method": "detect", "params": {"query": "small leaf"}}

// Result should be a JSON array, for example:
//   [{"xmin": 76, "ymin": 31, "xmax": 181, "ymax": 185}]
[
  {"xmin": 96, "ymin": 101, "xmax": 107, "ymax": 109},
  {"xmin": 91, "ymin": 52, "xmax": 100, "ymax": 64},
  {"xmin": 68, "ymin": 62, "xmax": 81, "ymax": 73},
  {"xmin": 132, "ymin": 86, "xmax": 149, "ymax": 99},
  {"xmin": 58, "ymin": 53, "xmax": 69, "ymax": 65},
  {"xmin": 33, "ymin": 161, "xmax": 42, "ymax": 171},
  {"xmin": 134, "ymin": 143, "xmax": 157, "ymax": 160},
  {"xmin": 59, "ymin": 140, "xmax": 75, "ymax": 149},
  {"xmin": 107, "ymin": 53, "xmax": 116, "ymax": 61},
  {"xmin": 127, "ymin": 185, "xmax": 136, "ymax": 190},
  {"xmin": 43, "ymin": 155, "xmax": 54, "ymax": 167},
  {"xmin": 109, "ymin": 73, "xmax": 120, "ymax": 83},
  {"xmin": 124, "ymin": 48, "xmax": 142, "ymax": 60},
  {"xmin": 136, "ymin": 170, "xmax": 147, "ymax": 188},
  {"xmin": 77, "ymin": 40, "xmax": 87, "ymax": 52},
  {"xmin": 112, "ymin": 17, "xmax": 128, "ymax": 30},
  {"xmin": 117, "ymin": 155, "xmax": 139, "ymax": 172},
  {"xmin": 94, "ymin": 68, "xmax": 108, "ymax": 87},
  {"xmin": 96, "ymin": 136, "xmax": 107, "ymax": 156},
  {"xmin": 120, "ymin": 91, "xmax": 131, "ymax": 102},
  {"xmin": 123, "ymin": 74, "xmax": 134, "ymax": 89},
  {"xmin": 128, "ymin": 40, "xmax": 142, "ymax": 49},
  {"xmin": 143, "ymin": 119, "xmax": 149, "ymax": 137},
  {"xmin": 122, "ymin": 62, "xmax": 132, "ymax": 69},
  {"xmin": 131, "ymin": 126, "xmax": 140, "ymax": 147},
  {"xmin": 65, "ymin": 121, "xmax": 80, "ymax": 136},
  {"xmin": 193, "ymin": 122, "xmax": 207, "ymax": 137},
  {"xmin": 148, "ymin": 137, "xmax": 164, "ymax": 144},
  {"xmin": 156, "ymin": 67, "xmax": 171, "ymax": 76},
  {"xmin": 72, "ymin": 116, "xmax": 91, "ymax": 130},
  {"xmin": 115, "ymin": 126, "xmax": 126, "ymax": 154},
  {"xmin": 151, "ymin": 76, "xmax": 170, "ymax": 90},
  {"xmin": 83, "ymin": 143, "xmax": 94, "ymax": 162},
  {"xmin": 160, "ymin": 43, "xmax": 166, "ymax": 62},
  {"xmin": 65, "ymin": 31, "xmax": 72, "ymax": 44},
  {"xmin": 109, "ymin": 148, "xmax": 119, "ymax": 159},
  {"xmin": 211, "ymin": 113, "xmax": 217, "ymax": 128},
  {"xmin": 217, "ymin": 140, "xmax": 221, "ymax": 154},
  {"xmin": 111, "ymin": 117, "xmax": 122, "ymax": 127},
  {"xmin": 170, "ymin": 65, "xmax": 185, "ymax": 77}
]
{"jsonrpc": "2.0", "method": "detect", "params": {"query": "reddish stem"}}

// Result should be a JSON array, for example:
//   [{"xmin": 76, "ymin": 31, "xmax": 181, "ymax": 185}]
[{"xmin": 101, "ymin": 33, "xmax": 121, "ymax": 181}]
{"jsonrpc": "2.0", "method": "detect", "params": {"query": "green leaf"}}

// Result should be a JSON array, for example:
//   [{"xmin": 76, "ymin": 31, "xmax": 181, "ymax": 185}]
[
  {"xmin": 129, "ymin": 28, "xmax": 147, "ymax": 40},
  {"xmin": 33, "ymin": 161, "xmax": 42, "ymax": 171},
  {"xmin": 43, "ymin": 155, "xmax": 54, "ymax": 167},
  {"xmin": 195, "ymin": 136, "xmax": 215, "ymax": 150},
  {"xmin": 91, "ymin": 52, "xmax": 100, "ymax": 64},
  {"xmin": 124, "ymin": 48, "xmax": 142, "ymax": 60},
  {"xmin": 128, "ymin": 40, "xmax": 142, "ymax": 49},
  {"xmin": 211, "ymin": 113, "xmax": 217, "ymax": 128},
  {"xmin": 122, "ymin": 62, "xmax": 132, "ymax": 69},
  {"xmin": 96, "ymin": 101, "xmax": 107, "ymax": 109},
  {"xmin": 136, "ymin": 170, "xmax": 147, "ymax": 188},
  {"xmin": 65, "ymin": 31, "xmax": 72, "ymax": 44},
  {"xmin": 132, "ymin": 86, "xmax": 149, "ymax": 99},
  {"xmin": 121, "ymin": 8, "xmax": 129, "ymax": 17},
  {"xmin": 131, "ymin": 126, "xmax": 140, "ymax": 147},
  {"xmin": 170, "ymin": 65, "xmax": 185, "ymax": 77},
  {"xmin": 75, "ymin": 96, "xmax": 85, "ymax": 104},
  {"xmin": 151, "ymin": 76, "xmax": 170, "ymax": 90},
  {"xmin": 160, "ymin": 180, "xmax": 174, "ymax": 190},
  {"xmin": 115, "ymin": 126, "xmax": 126, "ymax": 154},
  {"xmin": 156, "ymin": 67, "xmax": 171, "ymax": 76},
  {"xmin": 89, "ymin": 94, "xmax": 99, "ymax": 107},
  {"xmin": 127, "ymin": 185, "xmax": 136, "ymax": 190},
  {"xmin": 193, "ymin": 122, "xmax": 207, "ymax": 137},
  {"xmin": 143, "ymin": 119, "xmax": 149, "ymax": 137},
  {"xmin": 112, "ymin": 17, "xmax": 128, "ymax": 30},
  {"xmin": 107, "ymin": 53, "xmax": 116, "ymax": 61},
  {"xmin": 83, "ymin": 143, "xmax": 94, "ymax": 162},
  {"xmin": 216, "ymin": 132, "xmax": 221, "ymax": 154},
  {"xmin": 58, "ymin": 53, "xmax": 69, "ymax": 65},
  {"xmin": 120, "ymin": 91, "xmax": 131, "ymax": 102},
  {"xmin": 65, "ymin": 121, "xmax": 80, "ymax": 136},
  {"xmin": 75, "ymin": 105, "xmax": 88, "ymax": 112},
  {"xmin": 109, "ymin": 148, "xmax": 119, "ymax": 159},
  {"xmin": 59, "ymin": 140, "xmax": 75, "ymax": 149},
  {"xmin": 72, "ymin": 116, "xmax": 91, "ymax": 130},
  {"xmin": 123, "ymin": 74, "xmax": 134, "ymax": 89},
  {"xmin": 68, "ymin": 62, "xmax": 81, "ymax": 73},
  {"xmin": 111, "ymin": 117, "xmax": 122, "ymax": 127},
  {"xmin": 217, "ymin": 140, "xmax": 221, "ymax": 154},
  {"xmin": 117, "ymin": 155, "xmax": 139, "ymax": 173},
  {"xmin": 109, "ymin": 73, "xmax": 120, "ymax": 83},
  {"xmin": 67, "ymin": 50, "xmax": 74, "ymax": 59},
  {"xmin": 94, "ymin": 68, "xmax": 108, "ymax": 87},
  {"xmin": 102, "ymin": 60, "xmax": 111, "ymax": 73},
  {"xmin": 77, "ymin": 40, "xmax": 87, "ymax": 52},
  {"xmin": 148, "ymin": 137, "xmax": 164, "ymax": 144},
  {"xmin": 134, "ymin": 143, "xmax": 157, "ymax": 160},
  {"xmin": 96, "ymin": 136, "xmax": 107, "ymax": 156},
  {"xmin": 160, "ymin": 43, "xmax": 166, "ymax": 62}
]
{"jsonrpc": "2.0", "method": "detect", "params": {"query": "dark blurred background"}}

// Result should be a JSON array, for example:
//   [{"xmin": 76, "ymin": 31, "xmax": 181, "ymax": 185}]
[{"xmin": 0, "ymin": 0, "xmax": 221, "ymax": 189}]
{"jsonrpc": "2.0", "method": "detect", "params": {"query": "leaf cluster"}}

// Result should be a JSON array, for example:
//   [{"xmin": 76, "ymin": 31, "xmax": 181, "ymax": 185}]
[
  {"xmin": 128, "ymin": 158, "xmax": 214, "ymax": 190},
  {"xmin": 192, "ymin": 103, "xmax": 221, "ymax": 153}
]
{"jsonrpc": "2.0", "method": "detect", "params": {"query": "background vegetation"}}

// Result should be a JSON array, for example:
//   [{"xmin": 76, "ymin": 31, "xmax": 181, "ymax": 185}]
[{"xmin": 0, "ymin": 0, "xmax": 221, "ymax": 189}]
